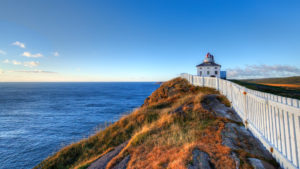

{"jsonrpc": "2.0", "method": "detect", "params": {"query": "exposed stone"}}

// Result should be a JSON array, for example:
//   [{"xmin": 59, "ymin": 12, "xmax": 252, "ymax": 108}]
[
  {"xmin": 187, "ymin": 149, "xmax": 213, "ymax": 169},
  {"xmin": 170, "ymin": 105, "xmax": 184, "ymax": 115},
  {"xmin": 248, "ymin": 158, "xmax": 276, "ymax": 169},
  {"xmin": 231, "ymin": 152, "xmax": 240, "ymax": 169},
  {"xmin": 88, "ymin": 141, "xmax": 129, "ymax": 169},
  {"xmin": 201, "ymin": 94, "xmax": 242, "ymax": 123},
  {"xmin": 202, "ymin": 94, "xmax": 276, "ymax": 167},
  {"xmin": 221, "ymin": 123, "xmax": 273, "ymax": 160},
  {"xmin": 112, "ymin": 155, "xmax": 130, "ymax": 169}
]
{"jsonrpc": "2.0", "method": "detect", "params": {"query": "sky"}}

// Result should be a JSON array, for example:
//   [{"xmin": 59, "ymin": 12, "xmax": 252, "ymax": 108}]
[{"xmin": 0, "ymin": 0, "xmax": 300, "ymax": 82}]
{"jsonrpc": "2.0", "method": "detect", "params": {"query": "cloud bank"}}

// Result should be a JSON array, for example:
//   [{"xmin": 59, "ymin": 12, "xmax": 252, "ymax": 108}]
[
  {"xmin": 3, "ymin": 59, "xmax": 39, "ymax": 67},
  {"xmin": 227, "ymin": 64, "xmax": 300, "ymax": 79},
  {"xmin": 22, "ymin": 52, "xmax": 43, "ymax": 58},
  {"xmin": 12, "ymin": 41, "xmax": 25, "ymax": 48},
  {"xmin": 1, "ymin": 70, "xmax": 56, "ymax": 74},
  {"xmin": 12, "ymin": 60, "xmax": 22, "ymax": 65},
  {"xmin": 23, "ymin": 61, "xmax": 40, "ymax": 67},
  {"xmin": 13, "ymin": 70, "xmax": 56, "ymax": 74}
]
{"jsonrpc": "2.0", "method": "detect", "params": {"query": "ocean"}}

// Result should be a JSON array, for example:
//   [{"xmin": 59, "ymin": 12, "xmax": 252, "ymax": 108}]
[{"xmin": 0, "ymin": 82, "xmax": 159, "ymax": 169}]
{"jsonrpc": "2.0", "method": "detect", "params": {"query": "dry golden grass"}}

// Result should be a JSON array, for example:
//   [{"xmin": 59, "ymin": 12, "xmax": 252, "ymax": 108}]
[
  {"xmin": 73, "ymin": 148, "xmax": 113, "ymax": 169},
  {"xmin": 107, "ymin": 90, "xmax": 236, "ymax": 169},
  {"xmin": 36, "ymin": 77, "xmax": 271, "ymax": 169},
  {"xmin": 35, "ymin": 78, "xmax": 198, "ymax": 169},
  {"xmin": 260, "ymin": 83, "xmax": 300, "ymax": 88},
  {"xmin": 216, "ymin": 95, "xmax": 231, "ymax": 107}
]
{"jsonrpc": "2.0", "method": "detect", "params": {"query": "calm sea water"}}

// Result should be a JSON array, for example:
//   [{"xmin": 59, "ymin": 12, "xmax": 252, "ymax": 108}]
[{"xmin": 0, "ymin": 82, "xmax": 159, "ymax": 169}]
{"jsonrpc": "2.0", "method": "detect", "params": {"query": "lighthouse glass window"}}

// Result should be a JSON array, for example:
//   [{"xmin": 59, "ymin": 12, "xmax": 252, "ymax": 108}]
[{"xmin": 215, "ymin": 71, "xmax": 218, "ymax": 75}]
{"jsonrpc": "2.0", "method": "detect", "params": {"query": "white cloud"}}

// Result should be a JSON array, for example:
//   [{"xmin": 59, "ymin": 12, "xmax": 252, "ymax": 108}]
[
  {"xmin": 24, "ymin": 61, "xmax": 39, "ymax": 67},
  {"xmin": 227, "ymin": 64, "xmax": 300, "ymax": 79},
  {"xmin": 3, "ymin": 59, "xmax": 10, "ymax": 63},
  {"xmin": 53, "ymin": 51, "xmax": 59, "ymax": 56},
  {"xmin": 33, "ymin": 53, "xmax": 43, "ymax": 58},
  {"xmin": 2, "ymin": 59, "xmax": 39, "ymax": 67},
  {"xmin": 13, "ymin": 70, "xmax": 56, "ymax": 73},
  {"xmin": 0, "ymin": 50, "xmax": 6, "ymax": 55},
  {"xmin": 12, "ymin": 41, "xmax": 25, "ymax": 48},
  {"xmin": 22, "ymin": 52, "xmax": 31, "ymax": 57},
  {"xmin": 12, "ymin": 60, "xmax": 22, "ymax": 65},
  {"xmin": 22, "ymin": 52, "xmax": 43, "ymax": 58}
]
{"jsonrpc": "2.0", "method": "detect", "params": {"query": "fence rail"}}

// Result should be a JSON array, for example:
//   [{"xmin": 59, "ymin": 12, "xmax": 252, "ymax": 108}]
[{"xmin": 181, "ymin": 73, "xmax": 300, "ymax": 169}]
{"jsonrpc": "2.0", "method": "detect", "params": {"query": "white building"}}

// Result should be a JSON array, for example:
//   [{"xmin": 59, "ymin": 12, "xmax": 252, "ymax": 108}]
[{"xmin": 196, "ymin": 53, "xmax": 221, "ymax": 78}]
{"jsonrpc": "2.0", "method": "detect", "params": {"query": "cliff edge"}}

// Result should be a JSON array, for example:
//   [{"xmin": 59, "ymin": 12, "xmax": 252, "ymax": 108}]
[{"xmin": 35, "ymin": 78, "xmax": 279, "ymax": 169}]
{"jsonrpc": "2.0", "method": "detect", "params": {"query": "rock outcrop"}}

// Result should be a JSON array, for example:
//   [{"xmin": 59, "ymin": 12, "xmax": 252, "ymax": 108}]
[
  {"xmin": 248, "ymin": 158, "xmax": 276, "ymax": 169},
  {"xmin": 201, "ymin": 94, "xmax": 277, "ymax": 169},
  {"xmin": 112, "ymin": 155, "xmax": 130, "ymax": 169},
  {"xmin": 88, "ymin": 141, "xmax": 129, "ymax": 169},
  {"xmin": 188, "ymin": 149, "xmax": 213, "ymax": 169}
]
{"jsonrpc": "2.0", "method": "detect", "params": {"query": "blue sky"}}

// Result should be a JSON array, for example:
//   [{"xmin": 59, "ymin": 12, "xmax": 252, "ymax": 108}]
[{"xmin": 0, "ymin": 0, "xmax": 300, "ymax": 81}]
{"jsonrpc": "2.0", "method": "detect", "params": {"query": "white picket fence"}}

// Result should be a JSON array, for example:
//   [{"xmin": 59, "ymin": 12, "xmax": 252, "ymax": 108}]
[{"xmin": 180, "ymin": 73, "xmax": 300, "ymax": 169}]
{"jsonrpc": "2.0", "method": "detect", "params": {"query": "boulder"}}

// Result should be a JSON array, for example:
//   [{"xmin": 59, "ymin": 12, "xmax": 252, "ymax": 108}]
[
  {"xmin": 201, "ymin": 95, "xmax": 242, "ymax": 123},
  {"xmin": 88, "ymin": 141, "xmax": 129, "ymax": 169},
  {"xmin": 112, "ymin": 155, "xmax": 130, "ymax": 169},
  {"xmin": 188, "ymin": 149, "xmax": 213, "ymax": 169},
  {"xmin": 248, "ymin": 158, "xmax": 276, "ymax": 169},
  {"xmin": 231, "ymin": 152, "xmax": 240, "ymax": 169}
]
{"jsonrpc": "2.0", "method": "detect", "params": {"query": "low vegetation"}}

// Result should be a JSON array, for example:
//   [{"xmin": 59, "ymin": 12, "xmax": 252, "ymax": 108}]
[
  {"xmin": 259, "ymin": 83, "xmax": 300, "ymax": 88},
  {"xmin": 35, "ymin": 77, "xmax": 275, "ymax": 169},
  {"xmin": 242, "ymin": 76, "xmax": 300, "ymax": 85},
  {"xmin": 231, "ymin": 79, "xmax": 300, "ymax": 99}
]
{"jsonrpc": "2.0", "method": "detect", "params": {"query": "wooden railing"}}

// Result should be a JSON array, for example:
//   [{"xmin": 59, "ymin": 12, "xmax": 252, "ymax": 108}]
[{"xmin": 181, "ymin": 73, "xmax": 300, "ymax": 169}]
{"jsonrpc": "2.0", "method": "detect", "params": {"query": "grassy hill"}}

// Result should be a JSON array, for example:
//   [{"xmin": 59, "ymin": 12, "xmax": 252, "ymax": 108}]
[
  {"xmin": 242, "ymin": 76, "xmax": 300, "ymax": 85},
  {"xmin": 230, "ymin": 76, "xmax": 300, "ymax": 100},
  {"xmin": 35, "ymin": 78, "xmax": 278, "ymax": 169}
]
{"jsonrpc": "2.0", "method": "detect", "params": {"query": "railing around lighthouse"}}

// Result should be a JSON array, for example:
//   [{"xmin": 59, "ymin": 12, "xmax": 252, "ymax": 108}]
[{"xmin": 180, "ymin": 73, "xmax": 300, "ymax": 169}]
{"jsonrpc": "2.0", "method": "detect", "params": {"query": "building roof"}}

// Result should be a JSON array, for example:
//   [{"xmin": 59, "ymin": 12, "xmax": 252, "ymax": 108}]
[{"xmin": 196, "ymin": 62, "xmax": 221, "ymax": 67}]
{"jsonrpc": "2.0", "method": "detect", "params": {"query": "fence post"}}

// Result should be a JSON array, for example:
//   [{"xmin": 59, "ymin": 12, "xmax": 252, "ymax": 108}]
[
  {"xmin": 202, "ymin": 76, "xmax": 205, "ymax": 87},
  {"xmin": 191, "ymin": 75, "xmax": 194, "ymax": 85},
  {"xmin": 216, "ymin": 77, "xmax": 219, "ymax": 91},
  {"xmin": 230, "ymin": 83, "xmax": 233, "ymax": 104},
  {"xmin": 243, "ymin": 90, "xmax": 248, "ymax": 128}
]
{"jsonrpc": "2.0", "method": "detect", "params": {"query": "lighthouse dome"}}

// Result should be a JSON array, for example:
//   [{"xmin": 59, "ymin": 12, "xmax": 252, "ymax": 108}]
[{"xmin": 204, "ymin": 53, "xmax": 214, "ymax": 63}]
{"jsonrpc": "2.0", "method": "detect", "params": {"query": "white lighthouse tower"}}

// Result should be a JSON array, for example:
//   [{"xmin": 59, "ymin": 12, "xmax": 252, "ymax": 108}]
[{"xmin": 196, "ymin": 53, "xmax": 221, "ymax": 78}]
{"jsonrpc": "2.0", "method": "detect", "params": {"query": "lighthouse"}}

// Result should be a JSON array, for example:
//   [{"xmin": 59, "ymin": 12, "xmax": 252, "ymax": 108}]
[{"xmin": 196, "ymin": 53, "xmax": 221, "ymax": 78}]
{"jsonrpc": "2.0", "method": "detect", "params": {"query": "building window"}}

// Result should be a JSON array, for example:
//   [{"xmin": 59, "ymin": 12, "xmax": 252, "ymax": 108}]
[
  {"xmin": 215, "ymin": 67, "xmax": 217, "ymax": 69},
  {"xmin": 207, "ymin": 71, "xmax": 210, "ymax": 75},
  {"xmin": 200, "ymin": 71, "xmax": 202, "ymax": 76},
  {"xmin": 215, "ymin": 71, "xmax": 218, "ymax": 75}
]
